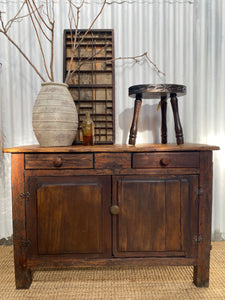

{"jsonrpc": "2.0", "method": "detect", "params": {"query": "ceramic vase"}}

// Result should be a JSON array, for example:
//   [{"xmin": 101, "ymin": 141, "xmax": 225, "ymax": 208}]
[{"xmin": 32, "ymin": 82, "xmax": 78, "ymax": 147}]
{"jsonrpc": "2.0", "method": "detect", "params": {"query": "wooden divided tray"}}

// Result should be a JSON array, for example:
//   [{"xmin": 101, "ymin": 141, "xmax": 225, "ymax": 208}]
[{"xmin": 63, "ymin": 29, "xmax": 115, "ymax": 144}]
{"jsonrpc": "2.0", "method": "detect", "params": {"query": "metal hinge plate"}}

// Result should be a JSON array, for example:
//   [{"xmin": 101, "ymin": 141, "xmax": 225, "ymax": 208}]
[
  {"xmin": 195, "ymin": 187, "xmax": 204, "ymax": 196},
  {"xmin": 20, "ymin": 192, "xmax": 31, "ymax": 200},
  {"xmin": 193, "ymin": 235, "xmax": 203, "ymax": 243},
  {"xmin": 20, "ymin": 240, "xmax": 31, "ymax": 248}
]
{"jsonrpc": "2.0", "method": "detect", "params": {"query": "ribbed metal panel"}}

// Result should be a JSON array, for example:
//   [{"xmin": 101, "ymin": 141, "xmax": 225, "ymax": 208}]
[{"xmin": 0, "ymin": 0, "xmax": 224, "ymax": 240}]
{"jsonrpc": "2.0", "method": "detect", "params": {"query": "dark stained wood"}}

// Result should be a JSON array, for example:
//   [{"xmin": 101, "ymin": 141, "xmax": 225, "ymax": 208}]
[
  {"xmin": 63, "ymin": 29, "xmax": 115, "ymax": 144},
  {"xmin": 7, "ymin": 144, "xmax": 218, "ymax": 289},
  {"xmin": 11, "ymin": 154, "xmax": 32, "ymax": 289},
  {"xmin": 161, "ymin": 96, "xmax": 167, "ymax": 144},
  {"xmin": 25, "ymin": 153, "xmax": 93, "ymax": 169},
  {"xmin": 25, "ymin": 168, "xmax": 200, "ymax": 177},
  {"xmin": 193, "ymin": 151, "xmax": 213, "ymax": 287},
  {"xmin": 128, "ymin": 84, "xmax": 186, "ymax": 145},
  {"xmin": 27, "ymin": 257, "xmax": 198, "ymax": 268},
  {"xmin": 181, "ymin": 176, "xmax": 198, "ymax": 258},
  {"xmin": 133, "ymin": 152, "xmax": 200, "ymax": 168},
  {"xmin": 170, "ymin": 94, "xmax": 184, "ymax": 145},
  {"xmin": 95, "ymin": 153, "xmax": 131, "ymax": 169},
  {"xmin": 113, "ymin": 175, "xmax": 198, "ymax": 258},
  {"xmin": 129, "ymin": 84, "xmax": 186, "ymax": 99},
  {"xmin": 25, "ymin": 176, "xmax": 111, "ymax": 258},
  {"xmin": 3, "ymin": 143, "xmax": 219, "ymax": 153},
  {"xmin": 128, "ymin": 98, "xmax": 142, "ymax": 145},
  {"xmin": 165, "ymin": 180, "xmax": 181, "ymax": 251}
]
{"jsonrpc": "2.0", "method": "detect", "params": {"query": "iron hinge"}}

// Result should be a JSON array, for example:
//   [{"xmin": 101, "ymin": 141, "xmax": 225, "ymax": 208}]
[
  {"xmin": 195, "ymin": 187, "xmax": 204, "ymax": 196},
  {"xmin": 20, "ymin": 192, "xmax": 31, "ymax": 200},
  {"xmin": 193, "ymin": 235, "xmax": 203, "ymax": 243},
  {"xmin": 20, "ymin": 239, "xmax": 31, "ymax": 248}
]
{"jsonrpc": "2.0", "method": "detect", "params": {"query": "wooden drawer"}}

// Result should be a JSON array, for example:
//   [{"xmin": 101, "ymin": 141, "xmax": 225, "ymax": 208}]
[
  {"xmin": 25, "ymin": 153, "xmax": 93, "ymax": 169},
  {"xmin": 133, "ymin": 152, "xmax": 200, "ymax": 169},
  {"xmin": 95, "ymin": 153, "xmax": 131, "ymax": 169}
]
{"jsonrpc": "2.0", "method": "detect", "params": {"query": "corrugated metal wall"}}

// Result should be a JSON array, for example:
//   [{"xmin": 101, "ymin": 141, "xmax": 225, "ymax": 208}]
[{"xmin": 0, "ymin": 0, "xmax": 224, "ymax": 240}]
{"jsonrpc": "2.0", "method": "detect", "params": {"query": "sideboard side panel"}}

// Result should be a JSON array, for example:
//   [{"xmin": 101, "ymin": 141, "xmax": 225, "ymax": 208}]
[
  {"xmin": 11, "ymin": 153, "xmax": 32, "ymax": 289},
  {"xmin": 193, "ymin": 151, "xmax": 213, "ymax": 287}
]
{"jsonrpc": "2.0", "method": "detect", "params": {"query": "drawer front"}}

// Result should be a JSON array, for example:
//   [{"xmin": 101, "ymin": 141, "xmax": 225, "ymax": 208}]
[
  {"xmin": 133, "ymin": 152, "xmax": 200, "ymax": 168},
  {"xmin": 25, "ymin": 153, "xmax": 93, "ymax": 169},
  {"xmin": 95, "ymin": 153, "xmax": 131, "ymax": 169}
]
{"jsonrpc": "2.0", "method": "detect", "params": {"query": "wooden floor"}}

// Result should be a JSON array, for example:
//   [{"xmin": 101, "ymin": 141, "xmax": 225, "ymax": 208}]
[{"xmin": 0, "ymin": 242, "xmax": 224, "ymax": 299}]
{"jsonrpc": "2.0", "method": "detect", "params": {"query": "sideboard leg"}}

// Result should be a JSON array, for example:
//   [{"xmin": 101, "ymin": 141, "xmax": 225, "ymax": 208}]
[
  {"xmin": 193, "ymin": 264, "xmax": 209, "ymax": 287},
  {"xmin": 11, "ymin": 153, "xmax": 32, "ymax": 289},
  {"xmin": 14, "ymin": 263, "xmax": 32, "ymax": 289},
  {"xmin": 193, "ymin": 151, "xmax": 213, "ymax": 288},
  {"xmin": 129, "ymin": 95, "xmax": 142, "ymax": 145}
]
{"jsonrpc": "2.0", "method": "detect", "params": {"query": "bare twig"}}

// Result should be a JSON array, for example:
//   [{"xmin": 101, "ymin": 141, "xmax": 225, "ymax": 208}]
[
  {"xmin": 4, "ymin": 1, "xmax": 26, "ymax": 32},
  {"xmin": 65, "ymin": 0, "xmax": 107, "ymax": 84},
  {"xmin": 68, "ymin": 51, "xmax": 165, "ymax": 82},
  {"xmin": 25, "ymin": 0, "xmax": 52, "ymax": 81},
  {"xmin": 0, "ymin": 28, "xmax": 46, "ymax": 82},
  {"xmin": 49, "ymin": 0, "xmax": 55, "ymax": 81},
  {"xmin": 0, "ymin": 0, "xmax": 55, "ymax": 82},
  {"xmin": 26, "ymin": 1, "xmax": 51, "ymax": 42}
]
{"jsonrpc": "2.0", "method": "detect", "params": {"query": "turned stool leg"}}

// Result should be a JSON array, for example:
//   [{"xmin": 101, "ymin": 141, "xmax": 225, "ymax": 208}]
[
  {"xmin": 170, "ymin": 93, "xmax": 184, "ymax": 145},
  {"xmin": 129, "ymin": 94, "xmax": 142, "ymax": 145},
  {"xmin": 161, "ymin": 96, "xmax": 167, "ymax": 144}
]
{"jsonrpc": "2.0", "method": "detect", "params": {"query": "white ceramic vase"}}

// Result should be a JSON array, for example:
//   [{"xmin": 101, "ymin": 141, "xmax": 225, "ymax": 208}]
[{"xmin": 32, "ymin": 82, "xmax": 78, "ymax": 147}]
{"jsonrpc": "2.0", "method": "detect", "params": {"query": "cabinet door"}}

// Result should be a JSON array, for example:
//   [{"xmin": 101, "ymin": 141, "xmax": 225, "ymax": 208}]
[
  {"xmin": 112, "ymin": 175, "xmax": 198, "ymax": 258},
  {"xmin": 25, "ymin": 176, "xmax": 111, "ymax": 258}
]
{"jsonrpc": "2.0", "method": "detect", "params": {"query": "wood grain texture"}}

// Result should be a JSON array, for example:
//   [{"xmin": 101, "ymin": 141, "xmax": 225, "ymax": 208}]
[
  {"xmin": 8, "ymin": 145, "xmax": 217, "ymax": 289},
  {"xmin": 3, "ymin": 143, "xmax": 220, "ymax": 153},
  {"xmin": 11, "ymin": 154, "xmax": 32, "ymax": 289},
  {"xmin": 95, "ymin": 153, "xmax": 131, "ymax": 169},
  {"xmin": 193, "ymin": 151, "xmax": 213, "ymax": 287},
  {"xmin": 128, "ymin": 98, "xmax": 142, "ymax": 145},
  {"xmin": 112, "ymin": 175, "xmax": 198, "ymax": 258},
  {"xmin": 133, "ymin": 152, "xmax": 200, "ymax": 168},
  {"xmin": 25, "ymin": 153, "xmax": 93, "ymax": 169},
  {"xmin": 25, "ymin": 176, "xmax": 111, "ymax": 258}
]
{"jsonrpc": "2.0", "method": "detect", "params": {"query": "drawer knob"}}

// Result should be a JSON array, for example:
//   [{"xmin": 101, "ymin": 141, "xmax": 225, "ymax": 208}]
[
  {"xmin": 53, "ymin": 157, "xmax": 63, "ymax": 167},
  {"xmin": 110, "ymin": 205, "xmax": 120, "ymax": 215},
  {"xmin": 160, "ymin": 158, "xmax": 171, "ymax": 166}
]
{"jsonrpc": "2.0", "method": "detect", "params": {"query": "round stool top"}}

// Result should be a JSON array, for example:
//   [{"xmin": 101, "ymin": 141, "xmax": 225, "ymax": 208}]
[{"xmin": 129, "ymin": 84, "xmax": 186, "ymax": 99}]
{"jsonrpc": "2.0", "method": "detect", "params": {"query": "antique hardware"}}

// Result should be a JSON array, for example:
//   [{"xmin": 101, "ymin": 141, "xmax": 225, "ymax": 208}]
[
  {"xmin": 160, "ymin": 158, "xmax": 171, "ymax": 166},
  {"xmin": 110, "ymin": 205, "xmax": 120, "ymax": 215},
  {"xmin": 20, "ymin": 240, "xmax": 31, "ymax": 248},
  {"xmin": 195, "ymin": 187, "xmax": 204, "ymax": 196},
  {"xmin": 53, "ymin": 156, "xmax": 63, "ymax": 167},
  {"xmin": 20, "ymin": 192, "xmax": 30, "ymax": 200},
  {"xmin": 193, "ymin": 235, "xmax": 203, "ymax": 243}
]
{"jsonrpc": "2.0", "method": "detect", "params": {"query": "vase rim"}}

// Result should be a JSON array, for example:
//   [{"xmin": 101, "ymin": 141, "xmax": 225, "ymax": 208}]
[{"xmin": 41, "ymin": 82, "xmax": 68, "ymax": 88}]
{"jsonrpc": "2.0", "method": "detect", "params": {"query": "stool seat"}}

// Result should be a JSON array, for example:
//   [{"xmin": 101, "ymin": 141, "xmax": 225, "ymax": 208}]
[
  {"xmin": 129, "ymin": 84, "xmax": 186, "ymax": 99},
  {"xmin": 128, "ymin": 84, "xmax": 186, "ymax": 145}
]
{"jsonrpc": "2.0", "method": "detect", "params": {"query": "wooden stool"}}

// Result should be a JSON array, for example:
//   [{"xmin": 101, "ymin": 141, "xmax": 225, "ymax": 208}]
[{"xmin": 128, "ymin": 84, "xmax": 186, "ymax": 145}]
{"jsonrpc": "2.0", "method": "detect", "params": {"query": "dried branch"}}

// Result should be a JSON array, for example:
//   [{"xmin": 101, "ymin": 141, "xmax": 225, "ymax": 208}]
[
  {"xmin": 0, "ymin": 28, "xmax": 46, "ymax": 82},
  {"xmin": 30, "ymin": 0, "xmax": 52, "ymax": 30},
  {"xmin": 0, "ymin": 0, "xmax": 55, "ymax": 82},
  {"xmin": 49, "ymin": 0, "xmax": 55, "ymax": 81},
  {"xmin": 26, "ymin": 1, "xmax": 51, "ymax": 42},
  {"xmin": 25, "ymin": 0, "xmax": 52, "ymax": 81},
  {"xmin": 68, "ymin": 50, "xmax": 165, "ymax": 82},
  {"xmin": 4, "ymin": 1, "xmax": 26, "ymax": 32},
  {"xmin": 65, "ymin": 0, "xmax": 107, "ymax": 84}
]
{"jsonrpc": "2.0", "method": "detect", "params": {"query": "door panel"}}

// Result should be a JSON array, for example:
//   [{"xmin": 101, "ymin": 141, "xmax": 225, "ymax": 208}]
[
  {"xmin": 112, "ymin": 175, "xmax": 198, "ymax": 258},
  {"xmin": 26, "ymin": 176, "xmax": 111, "ymax": 258}
]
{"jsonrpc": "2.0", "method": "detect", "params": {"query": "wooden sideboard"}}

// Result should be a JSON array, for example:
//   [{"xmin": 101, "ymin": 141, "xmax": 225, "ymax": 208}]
[{"xmin": 4, "ymin": 143, "xmax": 219, "ymax": 289}]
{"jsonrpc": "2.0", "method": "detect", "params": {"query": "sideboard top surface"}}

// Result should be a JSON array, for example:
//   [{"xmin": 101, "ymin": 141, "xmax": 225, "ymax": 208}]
[{"xmin": 3, "ymin": 143, "xmax": 219, "ymax": 153}]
